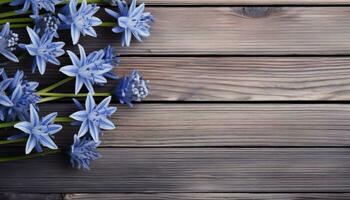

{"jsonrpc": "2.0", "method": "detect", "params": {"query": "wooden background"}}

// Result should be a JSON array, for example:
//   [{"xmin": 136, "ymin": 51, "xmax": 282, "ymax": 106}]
[{"xmin": 2, "ymin": 0, "xmax": 350, "ymax": 199}]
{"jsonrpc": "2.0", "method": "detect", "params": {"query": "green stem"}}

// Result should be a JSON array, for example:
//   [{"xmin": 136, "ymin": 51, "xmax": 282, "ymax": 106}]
[
  {"xmin": 63, "ymin": 0, "xmax": 105, "ymax": 3},
  {"xmin": 39, "ymin": 96, "xmax": 65, "ymax": 103},
  {"xmin": 38, "ymin": 77, "xmax": 73, "ymax": 93},
  {"xmin": 0, "ymin": 121, "xmax": 17, "ymax": 128},
  {"xmin": 0, "ymin": 18, "xmax": 32, "ymax": 24},
  {"xmin": 100, "ymin": 22, "xmax": 115, "ymax": 27},
  {"xmin": 9, "ymin": 24, "xmax": 29, "ymax": 28},
  {"xmin": 0, "ymin": 10, "xmax": 30, "ymax": 19},
  {"xmin": 37, "ymin": 92, "xmax": 111, "ymax": 98},
  {"xmin": 0, "ymin": 149, "xmax": 62, "ymax": 162},
  {"xmin": 0, "ymin": 0, "xmax": 11, "ymax": 4},
  {"xmin": 55, "ymin": 117, "xmax": 73, "ymax": 123},
  {"xmin": 0, "ymin": 138, "xmax": 26, "ymax": 145}
]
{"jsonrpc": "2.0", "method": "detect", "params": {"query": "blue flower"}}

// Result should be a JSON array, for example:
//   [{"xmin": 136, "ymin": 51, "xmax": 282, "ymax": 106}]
[
  {"xmin": 12, "ymin": 105, "xmax": 62, "ymax": 154},
  {"xmin": 10, "ymin": 0, "xmax": 63, "ymax": 16},
  {"xmin": 0, "ymin": 70, "xmax": 41, "ymax": 121},
  {"xmin": 0, "ymin": 70, "xmax": 13, "ymax": 110},
  {"xmin": 105, "ymin": 0, "xmax": 154, "ymax": 47},
  {"xmin": 23, "ymin": 27, "xmax": 65, "ymax": 75},
  {"xmin": 58, "ymin": 0, "xmax": 102, "ymax": 45},
  {"xmin": 101, "ymin": 45, "xmax": 119, "ymax": 80},
  {"xmin": 59, "ymin": 44, "xmax": 114, "ymax": 94},
  {"xmin": 0, "ymin": 23, "xmax": 19, "ymax": 62},
  {"xmin": 70, "ymin": 94, "xmax": 116, "ymax": 142},
  {"xmin": 69, "ymin": 134, "xmax": 101, "ymax": 171},
  {"xmin": 32, "ymin": 13, "xmax": 61, "ymax": 37},
  {"xmin": 114, "ymin": 69, "xmax": 149, "ymax": 107}
]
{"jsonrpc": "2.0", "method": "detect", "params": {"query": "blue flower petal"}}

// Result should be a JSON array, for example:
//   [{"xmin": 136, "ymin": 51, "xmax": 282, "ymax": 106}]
[
  {"xmin": 70, "ymin": 110, "xmax": 88, "ymax": 121},
  {"xmin": 38, "ymin": 135, "xmax": 58, "ymax": 149},
  {"xmin": 30, "ymin": 104, "xmax": 40, "ymax": 126},
  {"xmin": 14, "ymin": 121, "xmax": 32, "ymax": 134},
  {"xmin": 25, "ymin": 135, "xmax": 37, "ymax": 154},
  {"xmin": 42, "ymin": 112, "xmax": 58, "ymax": 125},
  {"xmin": 77, "ymin": 119, "xmax": 89, "ymax": 137}
]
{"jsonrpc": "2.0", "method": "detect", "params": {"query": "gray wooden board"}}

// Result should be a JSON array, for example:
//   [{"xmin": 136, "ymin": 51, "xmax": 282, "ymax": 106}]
[
  {"xmin": 1, "ymin": 148, "xmax": 350, "ymax": 193},
  {"xmin": 3, "ymin": 103, "xmax": 350, "ymax": 147}
]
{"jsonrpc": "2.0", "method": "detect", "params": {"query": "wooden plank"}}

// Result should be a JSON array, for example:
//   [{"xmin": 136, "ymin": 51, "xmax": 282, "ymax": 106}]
[
  {"xmin": 4, "ymin": 103, "xmax": 350, "ymax": 147},
  {"xmin": 2, "ymin": 0, "xmax": 350, "ymax": 6},
  {"xmin": 8, "ymin": 56, "xmax": 350, "ymax": 101},
  {"xmin": 140, "ymin": 0, "xmax": 350, "ymax": 5},
  {"xmin": 1, "ymin": 148, "xmax": 350, "ymax": 192},
  {"xmin": 0, "ymin": 193, "xmax": 62, "ymax": 200},
  {"xmin": 64, "ymin": 193, "xmax": 350, "ymax": 200},
  {"xmin": 4, "ymin": 193, "xmax": 350, "ymax": 200},
  {"xmin": 76, "ymin": 7, "xmax": 350, "ymax": 55},
  {"xmin": 4, "ymin": 7, "xmax": 350, "ymax": 55},
  {"xmin": 3, "ymin": 193, "xmax": 350, "ymax": 200}
]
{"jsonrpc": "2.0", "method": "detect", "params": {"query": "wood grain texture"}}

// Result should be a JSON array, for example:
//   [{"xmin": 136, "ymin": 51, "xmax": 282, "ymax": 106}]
[
  {"xmin": 7, "ymin": 56, "xmax": 350, "ymax": 101},
  {"xmin": 64, "ymin": 193, "xmax": 350, "ymax": 200},
  {"xmin": 140, "ymin": 0, "xmax": 350, "ymax": 5},
  {"xmin": 4, "ymin": 7, "xmax": 350, "ymax": 55},
  {"xmin": 0, "ymin": 193, "xmax": 62, "ymax": 200},
  {"xmin": 3, "ymin": 103, "xmax": 350, "ymax": 147},
  {"xmin": 89, "ymin": 7, "xmax": 350, "ymax": 55},
  {"xmin": 1, "ymin": 148, "xmax": 350, "ymax": 193},
  {"xmin": 104, "ymin": 57, "xmax": 350, "ymax": 101}
]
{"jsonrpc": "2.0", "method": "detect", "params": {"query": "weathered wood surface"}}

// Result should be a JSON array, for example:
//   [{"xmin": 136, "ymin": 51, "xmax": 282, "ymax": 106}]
[
  {"xmin": 141, "ymin": 0, "xmax": 350, "ymax": 5},
  {"xmin": 0, "ymin": 193, "xmax": 62, "ymax": 200},
  {"xmin": 8, "ymin": 56, "xmax": 350, "ymax": 101},
  {"xmin": 1, "ymin": 148, "xmax": 350, "ymax": 192},
  {"xmin": 2, "ymin": 2, "xmax": 350, "ymax": 200},
  {"xmin": 83, "ymin": 7, "xmax": 350, "ymax": 55},
  {"xmin": 11, "ymin": 103, "xmax": 349, "ymax": 147},
  {"xmin": 4, "ymin": 193, "xmax": 350, "ymax": 200},
  {"xmin": 5, "ymin": 7, "xmax": 350, "ymax": 55},
  {"xmin": 64, "ymin": 193, "xmax": 350, "ymax": 200}
]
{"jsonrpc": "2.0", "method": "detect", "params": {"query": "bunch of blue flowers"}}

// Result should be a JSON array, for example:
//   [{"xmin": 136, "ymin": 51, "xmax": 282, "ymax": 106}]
[{"xmin": 0, "ymin": 0, "xmax": 153, "ymax": 171}]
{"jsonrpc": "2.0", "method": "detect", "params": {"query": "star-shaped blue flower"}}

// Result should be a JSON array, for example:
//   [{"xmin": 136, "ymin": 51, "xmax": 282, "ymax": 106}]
[
  {"xmin": 58, "ymin": 0, "xmax": 102, "ymax": 45},
  {"xmin": 69, "ymin": 134, "xmax": 101, "ymax": 171},
  {"xmin": 114, "ymin": 69, "xmax": 149, "ymax": 107},
  {"xmin": 23, "ymin": 27, "xmax": 65, "ymax": 75},
  {"xmin": 0, "ymin": 69, "xmax": 13, "ymax": 110},
  {"xmin": 101, "ymin": 45, "xmax": 119, "ymax": 80},
  {"xmin": 10, "ymin": 0, "xmax": 63, "ymax": 16},
  {"xmin": 70, "ymin": 94, "xmax": 116, "ymax": 142},
  {"xmin": 0, "ymin": 71, "xmax": 40, "ymax": 121},
  {"xmin": 59, "ymin": 44, "xmax": 113, "ymax": 94},
  {"xmin": 0, "ymin": 70, "xmax": 41, "ymax": 121},
  {"xmin": 13, "ymin": 104, "xmax": 62, "ymax": 154},
  {"xmin": 0, "ymin": 23, "xmax": 19, "ymax": 62},
  {"xmin": 105, "ymin": 0, "xmax": 154, "ymax": 47}
]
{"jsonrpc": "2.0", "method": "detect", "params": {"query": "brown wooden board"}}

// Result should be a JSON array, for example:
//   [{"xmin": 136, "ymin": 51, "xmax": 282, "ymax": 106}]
[
  {"xmin": 3, "ymin": 7, "xmax": 350, "ymax": 56},
  {"xmin": 7, "ymin": 56, "xmax": 350, "ymax": 101},
  {"xmin": 79, "ymin": 7, "xmax": 350, "ymax": 55}
]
